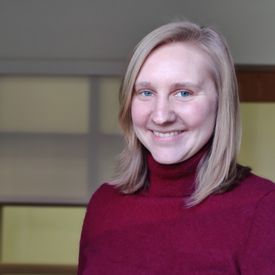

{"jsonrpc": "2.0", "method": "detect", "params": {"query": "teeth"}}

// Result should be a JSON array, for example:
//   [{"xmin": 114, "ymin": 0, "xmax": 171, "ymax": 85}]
[{"xmin": 153, "ymin": 131, "xmax": 181, "ymax": 138}]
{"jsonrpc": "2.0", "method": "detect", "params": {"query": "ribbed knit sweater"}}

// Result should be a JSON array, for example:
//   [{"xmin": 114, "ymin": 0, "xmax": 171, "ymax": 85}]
[{"xmin": 78, "ymin": 150, "xmax": 275, "ymax": 275}]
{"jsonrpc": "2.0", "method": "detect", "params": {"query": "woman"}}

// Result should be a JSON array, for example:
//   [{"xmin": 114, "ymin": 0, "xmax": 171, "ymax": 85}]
[{"xmin": 78, "ymin": 21, "xmax": 275, "ymax": 274}]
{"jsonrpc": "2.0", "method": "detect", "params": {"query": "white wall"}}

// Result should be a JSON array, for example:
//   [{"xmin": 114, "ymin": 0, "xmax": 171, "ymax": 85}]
[{"xmin": 0, "ymin": 0, "xmax": 275, "ymax": 74}]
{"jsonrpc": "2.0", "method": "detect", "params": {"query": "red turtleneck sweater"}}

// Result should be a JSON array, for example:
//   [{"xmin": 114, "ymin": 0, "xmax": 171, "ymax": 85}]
[{"xmin": 78, "ymin": 151, "xmax": 275, "ymax": 275}]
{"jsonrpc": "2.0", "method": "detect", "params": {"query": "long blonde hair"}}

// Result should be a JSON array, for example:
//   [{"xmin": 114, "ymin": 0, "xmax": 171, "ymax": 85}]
[{"xmin": 113, "ymin": 21, "xmax": 243, "ymax": 207}]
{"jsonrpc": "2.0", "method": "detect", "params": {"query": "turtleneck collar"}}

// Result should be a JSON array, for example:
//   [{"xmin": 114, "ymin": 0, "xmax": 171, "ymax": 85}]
[{"xmin": 145, "ymin": 146, "xmax": 208, "ymax": 198}]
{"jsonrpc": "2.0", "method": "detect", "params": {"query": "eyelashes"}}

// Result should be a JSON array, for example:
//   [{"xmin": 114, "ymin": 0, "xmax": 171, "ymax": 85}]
[
  {"xmin": 175, "ymin": 90, "xmax": 192, "ymax": 97},
  {"xmin": 135, "ymin": 89, "xmax": 194, "ymax": 100},
  {"xmin": 139, "ymin": 90, "xmax": 153, "ymax": 97}
]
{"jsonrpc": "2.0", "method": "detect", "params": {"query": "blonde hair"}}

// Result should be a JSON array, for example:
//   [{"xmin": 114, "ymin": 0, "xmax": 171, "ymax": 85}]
[{"xmin": 113, "ymin": 21, "xmax": 243, "ymax": 206}]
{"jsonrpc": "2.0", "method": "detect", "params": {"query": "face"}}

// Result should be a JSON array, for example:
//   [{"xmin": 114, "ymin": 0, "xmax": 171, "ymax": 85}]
[{"xmin": 131, "ymin": 42, "xmax": 217, "ymax": 164}]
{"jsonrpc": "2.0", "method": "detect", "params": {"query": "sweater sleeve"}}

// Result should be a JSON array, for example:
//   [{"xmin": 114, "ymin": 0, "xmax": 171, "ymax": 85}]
[
  {"xmin": 240, "ymin": 190, "xmax": 275, "ymax": 275},
  {"xmin": 77, "ymin": 183, "xmax": 112, "ymax": 275},
  {"xmin": 77, "ymin": 188, "xmax": 101, "ymax": 275},
  {"xmin": 77, "ymin": 198, "xmax": 92, "ymax": 275}
]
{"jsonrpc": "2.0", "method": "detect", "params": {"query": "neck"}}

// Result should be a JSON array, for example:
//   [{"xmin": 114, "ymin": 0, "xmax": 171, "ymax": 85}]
[{"xmin": 145, "ymin": 147, "xmax": 208, "ymax": 198}]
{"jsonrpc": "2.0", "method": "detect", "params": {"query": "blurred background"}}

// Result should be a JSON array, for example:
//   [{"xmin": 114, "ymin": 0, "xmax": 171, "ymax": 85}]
[{"xmin": 0, "ymin": 0, "xmax": 274, "ymax": 274}]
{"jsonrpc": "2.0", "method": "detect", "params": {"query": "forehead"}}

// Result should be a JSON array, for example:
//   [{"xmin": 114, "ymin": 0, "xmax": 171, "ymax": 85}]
[{"xmin": 135, "ymin": 42, "xmax": 213, "ymax": 84}]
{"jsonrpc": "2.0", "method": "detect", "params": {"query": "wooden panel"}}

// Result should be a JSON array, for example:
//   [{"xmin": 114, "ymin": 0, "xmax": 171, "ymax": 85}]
[
  {"xmin": 0, "ymin": 263, "xmax": 76, "ymax": 274},
  {"xmin": 236, "ymin": 66, "xmax": 275, "ymax": 102}
]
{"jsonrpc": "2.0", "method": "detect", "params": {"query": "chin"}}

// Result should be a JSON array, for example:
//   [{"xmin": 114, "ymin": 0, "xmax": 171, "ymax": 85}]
[{"xmin": 152, "ymin": 154, "xmax": 186, "ymax": 165}]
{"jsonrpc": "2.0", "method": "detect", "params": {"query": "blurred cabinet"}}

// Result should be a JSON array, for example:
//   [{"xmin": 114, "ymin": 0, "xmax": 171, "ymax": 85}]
[
  {"xmin": 0, "ymin": 76, "xmax": 123, "ymax": 204},
  {"xmin": 0, "ymin": 75, "xmax": 123, "ymax": 269}
]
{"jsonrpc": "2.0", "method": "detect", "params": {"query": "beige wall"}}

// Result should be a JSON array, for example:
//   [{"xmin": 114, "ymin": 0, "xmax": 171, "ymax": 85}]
[
  {"xmin": 0, "ymin": 76, "xmax": 121, "ymax": 264},
  {"xmin": 2, "ymin": 99, "xmax": 274, "ymax": 265},
  {"xmin": 2, "ymin": 206, "xmax": 85, "ymax": 264},
  {"xmin": 1, "ymin": 0, "xmax": 275, "ymax": 265},
  {"xmin": 239, "ymin": 103, "xmax": 275, "ymax": 181},
  {"xmin": 1, "ymin": 0, "xmax": 275, "ymax": 76}
]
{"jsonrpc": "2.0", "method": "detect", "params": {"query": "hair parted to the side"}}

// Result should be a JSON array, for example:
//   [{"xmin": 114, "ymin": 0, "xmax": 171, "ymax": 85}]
[{"xmin": 112, "ymin": 20, "xmax": 244, "ymax": 207}]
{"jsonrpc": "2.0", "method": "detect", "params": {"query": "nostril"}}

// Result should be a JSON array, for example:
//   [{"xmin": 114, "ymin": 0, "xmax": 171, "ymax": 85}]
[{"xmin": 151, "ymin": 109, "xmax": 176, "ymax": 125}]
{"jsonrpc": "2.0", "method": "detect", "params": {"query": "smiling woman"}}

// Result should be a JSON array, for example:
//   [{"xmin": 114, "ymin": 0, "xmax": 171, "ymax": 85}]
[
  {"xmin": 78, "ymin": 21, "xmax": 275, "ymax": 275},
  {"xmin": 131, "ymin": 42, "xmax": 217, "ymax": 164}
]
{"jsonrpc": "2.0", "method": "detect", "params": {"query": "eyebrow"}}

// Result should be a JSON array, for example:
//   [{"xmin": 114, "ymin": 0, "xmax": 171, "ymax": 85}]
[
  {"xmin": 134, "ymin": 81, "xmax": 203, "ymax": 91},
  {"xmin": 134, "ymin": 81, "xmax": 153, "ymax": 90}
]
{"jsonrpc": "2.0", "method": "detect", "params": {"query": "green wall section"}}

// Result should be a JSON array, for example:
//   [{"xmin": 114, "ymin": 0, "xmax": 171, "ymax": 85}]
[
  {"xmin": 2, "ymin": 207, "xmax": 85, "ymax": 264},
  {"xmin": 239, "ymin": 103, "xmax": 275, "ymax": 181},
  {"xmin": 1, "ymin": 103, "xmax": 274, "ymax": 264}
]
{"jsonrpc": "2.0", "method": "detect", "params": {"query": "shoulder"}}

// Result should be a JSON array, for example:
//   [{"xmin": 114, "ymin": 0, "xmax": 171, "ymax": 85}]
[
  {"xmin": 220, "ymin": 173, "xmax": 275, "ymax": 222},
  {"xmin": 92, "ymin": 182, "xmax": 119, "ymax": 198},
  {"xmin": 237, "ymin": 175, "xmax": 275, "ymax": 272},
  {"xmin": 242, "ymin": 173, "xmax": 275, "ymax": 217},
  {"xmin": 237, "ymin": 173, "xmax": 275, "ymax": 199},
  {"xmin": 81, "ymin": 183, "xmax": 123, "ymax": 234},
  {"xmin": 87, "ymin": 182, "xmax": 121, "ymax": 210},
  {"xmin": 211, "ymin": 173, "xmax": 275, "ymax": 213}
]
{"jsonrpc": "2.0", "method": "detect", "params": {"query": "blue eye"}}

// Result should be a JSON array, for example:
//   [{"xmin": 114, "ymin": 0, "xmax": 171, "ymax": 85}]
[
  {"xmin": 141, "ymin": 90, "xmax": 153, "ymax": 96},
  {"xmin": 177, "ymin": 90, "xmax": 191, "ymax": 97}
]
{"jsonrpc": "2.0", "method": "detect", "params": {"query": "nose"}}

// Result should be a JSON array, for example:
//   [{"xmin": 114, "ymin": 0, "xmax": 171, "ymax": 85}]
[{"xmin": 151, "ymin": 97, "xmax": 176, "ymax": 125}]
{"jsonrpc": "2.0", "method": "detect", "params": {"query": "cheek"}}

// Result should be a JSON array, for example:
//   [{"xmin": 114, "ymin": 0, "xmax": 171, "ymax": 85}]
[
  {"xmin": 131, "ymin": 100, "xmax": 146, "ymax": 127},
  {"xmin": 184, "ymin": 100, "xmax": 217, "ymax": 128}
]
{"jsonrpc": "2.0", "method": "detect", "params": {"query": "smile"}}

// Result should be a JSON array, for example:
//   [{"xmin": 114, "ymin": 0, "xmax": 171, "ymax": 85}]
[{"xmin": 152, "ymin": 130, "xmax": 183, "ymax": 138}]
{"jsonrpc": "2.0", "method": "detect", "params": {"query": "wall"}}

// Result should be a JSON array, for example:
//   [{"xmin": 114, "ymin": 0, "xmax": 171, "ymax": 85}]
[
  {"xmin": 239, "ymin": 103, "xmax": 275, "ymax": 181},
  {"xmin": 2, "ymin": 206, "xmax": 85, "ymax": 264},
  {"xmin": 0, "ymin": 76, "xmax": 122, "ymax": 265},
  {"xmin": 0, "ymin": 0, "xmax": 275, "ymax": 267},
  {"xmin": 1, "ymin": 0, "xmax": 275, "ymax": 75}
]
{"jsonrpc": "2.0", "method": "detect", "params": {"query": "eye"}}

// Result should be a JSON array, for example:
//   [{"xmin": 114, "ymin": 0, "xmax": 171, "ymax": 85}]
[
  {"xmin": 175, "ymin": 90, "xmax": 192, "ymax": 97},
  {"xmin": 140, "ymin": 90, "xmax": 153, "ymax": 97}
]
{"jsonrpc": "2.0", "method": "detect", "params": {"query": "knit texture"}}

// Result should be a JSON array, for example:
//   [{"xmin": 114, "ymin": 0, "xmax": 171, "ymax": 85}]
[{"xmin": 78, "ymin": 151, "xmax": 275, "ymax": 275}]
